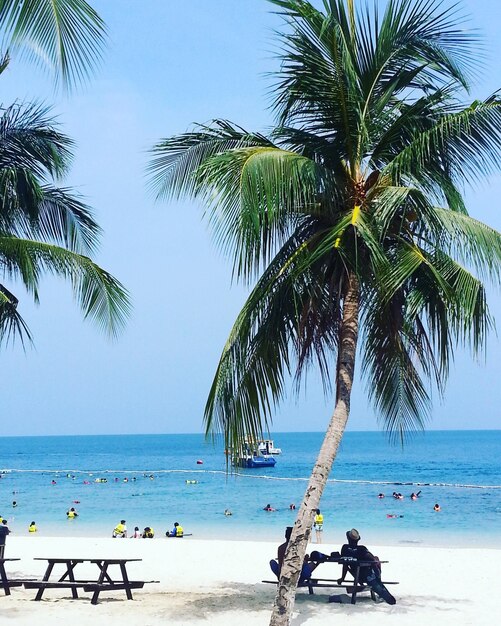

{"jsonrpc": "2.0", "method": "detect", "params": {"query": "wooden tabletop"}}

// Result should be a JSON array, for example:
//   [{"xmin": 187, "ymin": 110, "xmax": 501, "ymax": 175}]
[{"xmin": 33, "ymin": 558, "xmax": 142, "ymax": 563}]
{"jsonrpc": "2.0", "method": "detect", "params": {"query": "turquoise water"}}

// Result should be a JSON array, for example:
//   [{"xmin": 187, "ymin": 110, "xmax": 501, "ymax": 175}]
[{"xmin": 0, "ymin": 431, "xmax": 499, "ymax": 547}]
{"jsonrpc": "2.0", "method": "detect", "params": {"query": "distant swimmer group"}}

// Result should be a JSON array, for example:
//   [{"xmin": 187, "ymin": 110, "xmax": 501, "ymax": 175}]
[
  {"xmin": 377, "ymin": 489, "xmax": 444, "ymax": 517},
  {"xmin": 378, "ymin": 490, "xmax": 421, "ymax": 500}
]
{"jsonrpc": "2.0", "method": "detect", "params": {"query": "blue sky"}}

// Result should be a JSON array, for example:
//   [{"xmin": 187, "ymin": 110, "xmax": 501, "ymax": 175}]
[{"xmin": 1, "ymin": 0, "xmax": 501, "ymax": 436}]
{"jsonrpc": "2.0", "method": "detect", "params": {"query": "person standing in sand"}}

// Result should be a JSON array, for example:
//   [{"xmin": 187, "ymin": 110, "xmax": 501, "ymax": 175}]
[
  {"xmin": 313, "ymin": 509, "xmax": 324, "ymax": 543},
  {"xmin": 0, "ymin": 519, "xmax": 10, "ymax": 557}
]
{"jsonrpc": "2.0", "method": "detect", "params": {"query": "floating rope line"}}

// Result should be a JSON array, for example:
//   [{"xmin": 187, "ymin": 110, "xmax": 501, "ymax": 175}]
[{"xmin": 2, "ymin": 468, "xmax": 500, "ymax": 489}]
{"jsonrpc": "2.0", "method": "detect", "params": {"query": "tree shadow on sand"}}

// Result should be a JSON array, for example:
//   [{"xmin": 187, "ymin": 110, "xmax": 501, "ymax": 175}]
[{"xmin": 148, "ymin": 583, "xmax": 474, "ymax": 624}]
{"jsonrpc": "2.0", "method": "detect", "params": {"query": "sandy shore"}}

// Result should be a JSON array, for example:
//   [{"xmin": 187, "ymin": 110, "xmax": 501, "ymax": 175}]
[{"xmin": 1, "ymin": 535, "xmax": 497, "ymax": 625}]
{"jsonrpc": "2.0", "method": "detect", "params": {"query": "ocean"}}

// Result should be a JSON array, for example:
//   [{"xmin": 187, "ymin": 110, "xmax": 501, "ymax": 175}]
[{"xmin": 0, "ymin": 431, "xmax": 500, "ymax": 547}]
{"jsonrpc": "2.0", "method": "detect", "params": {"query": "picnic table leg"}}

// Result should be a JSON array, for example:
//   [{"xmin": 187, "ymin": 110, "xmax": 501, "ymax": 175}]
[
  {"xmin": 351, "ymin": 566, "xmax": 360, "ymax": 605},
  {"xmin": 62, "ymin": 560, "xmax": 79, "ymax": 599},
  {"xmin": 90, "ymin": 562, "xmax": 109, "ymax": 605},
  {"xmin": 94, "ymin": 561, "xmax": 113, "ymax": 582},
  {"xmin": 35, "ymin": 562, "xmax": 55, "ymax": 601},
  {"xmin": 0, "ymin": 561, "xmax": 10, "ymax": 596},
  {"xmin": 119, "ymin": 562, "xmax": 133, "ymax": 600}
]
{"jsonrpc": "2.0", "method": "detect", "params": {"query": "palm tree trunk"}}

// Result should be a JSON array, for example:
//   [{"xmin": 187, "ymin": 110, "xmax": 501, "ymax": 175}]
[{"xmin": 269, "ymin": 273, "xmax": 360, "ymax": 626}]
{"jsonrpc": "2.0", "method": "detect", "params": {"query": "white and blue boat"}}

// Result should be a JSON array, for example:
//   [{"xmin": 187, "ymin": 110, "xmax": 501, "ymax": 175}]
[{"xmin": 232, "ymin": 441, "xmax": 277, "ymax": 468}]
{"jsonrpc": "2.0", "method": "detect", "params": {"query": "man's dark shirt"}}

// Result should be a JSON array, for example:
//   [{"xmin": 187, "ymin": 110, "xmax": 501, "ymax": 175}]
[{"xmin": 340, "ymin": 542, "xmax": 378, "ymax": 583}]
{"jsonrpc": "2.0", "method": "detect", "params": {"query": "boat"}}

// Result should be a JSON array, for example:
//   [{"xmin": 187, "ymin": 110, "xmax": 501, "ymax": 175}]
[
  {"xmin": 257, "ymin": 439, "xmax": 282, "ymax": 455},
  {"xmin": 232, "ymin": 441, "xmax": 277, "ymax": 469}
]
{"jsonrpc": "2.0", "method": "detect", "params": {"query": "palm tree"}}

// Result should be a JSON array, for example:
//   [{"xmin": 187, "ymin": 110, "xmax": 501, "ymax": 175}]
[
  {"xmin": 0, "ymin": 101, "xmax": 129, "ymax": 344},
  {"xmin": 0, "ymin": 0, "xmax": 106, "ymax": 90},
  {"xmin": 148, "ymin": 1, "xmax": 501, "ymax": 624}
]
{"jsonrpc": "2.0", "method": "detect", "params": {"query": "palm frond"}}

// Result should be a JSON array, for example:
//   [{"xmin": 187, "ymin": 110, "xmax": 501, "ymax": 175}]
[
  {"xmin": 197, "ymin": 146, "xmax": 327, "ymax": 280},
  {"xmin": 147, "ymin": 120, "xmax": 272, "ymax": 202},
  {"xmin": 205, "ymin": 224, "xmax": 342, "ymax": 451},
  {"xmin": 385, "ymin": 98, "xmax": 501, "ymax": 199},
  {"xmin": 0, "ymin": 236, "xmax": 130, "ymax": 337},
  {"xmin": 0, "ymin": 102, "xmax": 73, "ymax": 179},
  {"xmin": 0, "ymin": 282, "xmax": 32, "ymax": 346},
  {"xmin": 0, "ymin": 0, "xmax": 107, "ymax": 90}
]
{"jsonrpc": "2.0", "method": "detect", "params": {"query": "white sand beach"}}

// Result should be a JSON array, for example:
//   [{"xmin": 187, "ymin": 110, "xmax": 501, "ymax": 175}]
[{"xmin": 1, "ymin": 535, "xmax": 497, "ymax": 625}]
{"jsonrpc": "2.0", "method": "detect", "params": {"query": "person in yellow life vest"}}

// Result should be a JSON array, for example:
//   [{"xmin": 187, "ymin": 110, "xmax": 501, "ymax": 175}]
[
  {"xmin": 167, "ymin": 522, "xmax": 184, "ymax": 537},
  {"xmin": 313, "ymin": 509, "xmax": 324, "ymax": 543},
  {"xmin": 112, "ymin": 519, "xmax": 127, "ymax": 538},
  {"xmin": 142, "ymin": 526, "xmax": 154, "ymax": 538},
  {"xmin": 66, "ymin": 507, "xmax": 78, "ymax": 519},
  {"xmin": 29, "ymin": 521, "xmax": 37, "ymax": 533}
]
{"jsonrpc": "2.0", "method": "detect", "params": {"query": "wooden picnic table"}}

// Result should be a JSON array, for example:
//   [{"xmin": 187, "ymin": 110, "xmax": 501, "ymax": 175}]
[
  {"xmin": 0, "ymin": 558, "xmax": 24, "ymax": 595},
  {"xmin": 263, "ymin": 554, "xmax": 397, "ymax": 605},
  {"xmin": 24, "ymin": 557, "xmax": 144, "ymax": 604}
]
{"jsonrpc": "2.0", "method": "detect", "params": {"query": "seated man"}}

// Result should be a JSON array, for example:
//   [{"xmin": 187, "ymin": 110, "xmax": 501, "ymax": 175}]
[
  {"xmin": 335, "ymin": 528, "xmax": 396, "ymax": 605},
  {"xmin": 270, "ymin": 526, "xmax": 320, "ymax": 584}
]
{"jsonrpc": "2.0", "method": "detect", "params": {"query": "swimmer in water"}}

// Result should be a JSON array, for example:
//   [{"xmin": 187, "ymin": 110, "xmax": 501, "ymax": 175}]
[
  {"xmin": 224, "ymin": 509, "xmax": 232, "ymax": 516},
  {"xmin": 434, "ymin": 503, "xmax": 441, "ymax": 512},
  {"xmin": 263, "ymin": 504, "xmax": 276, "ymax": 512},
  {"xmin": 289, "ymin": 503, "xmax": 296, "ymax": 510},
  {"xmin": 378, "ymin": 493, "xmax": 385, "ymax": 499}
]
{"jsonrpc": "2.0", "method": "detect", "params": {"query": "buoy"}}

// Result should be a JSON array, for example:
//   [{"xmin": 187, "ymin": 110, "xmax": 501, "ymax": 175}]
[{"xmin": 196, "ymin": 460, "xmax": 203, "ymax": 465}]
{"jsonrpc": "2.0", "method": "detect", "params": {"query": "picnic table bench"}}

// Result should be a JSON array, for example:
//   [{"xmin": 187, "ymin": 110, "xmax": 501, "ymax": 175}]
[
  {"xmin": 24, "ymin": 557, "xmax": 154, "ymax": 604},
  {"xmin": 0, "ymin": 558, "xmax": 36, "ymax": 596},
  {"xmin": 263, "ymin": 554, "xmax": 398, "ymax": 604}
]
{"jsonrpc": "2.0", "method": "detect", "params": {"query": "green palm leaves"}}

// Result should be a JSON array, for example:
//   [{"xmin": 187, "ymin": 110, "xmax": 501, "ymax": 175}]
[
  {"xmin": 150, "ymin": 0, "xmax": 501, "ymax": 450},
  {"xmin": 0, "ymin": 103, "xmax": 129, "ymax": 345},
  {"xmin": 0, "ymin": 0, "xmax": 106, "ymax": 90}
]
